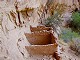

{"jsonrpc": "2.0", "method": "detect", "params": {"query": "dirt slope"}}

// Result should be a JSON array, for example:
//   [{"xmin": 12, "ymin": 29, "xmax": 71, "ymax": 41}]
[{"xmin": 58, "ymin": 40, "xmax": 80, "ymax": 60}]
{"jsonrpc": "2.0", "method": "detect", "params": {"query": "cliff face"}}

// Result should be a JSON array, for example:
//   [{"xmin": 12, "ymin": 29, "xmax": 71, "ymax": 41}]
[
  {"xmin": 54, "ymin": 0, "xmax": 79, "ymax": 6},
  {"xmin": 0, "ymin": 0, "xmax": 80, "ymax": 60},
  {"xmin": 0, "ymin": 0, "xmax": 79, "ymax": 27},
  {"xmin": 0, "ymin": 0, "xmax": 48, "ymax": 60},
  {"xmin": 48, "ymin": 0, "xmax": 79, "ymax": 12}
]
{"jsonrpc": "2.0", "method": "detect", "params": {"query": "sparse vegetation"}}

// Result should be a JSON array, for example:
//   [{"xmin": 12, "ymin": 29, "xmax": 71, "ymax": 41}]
[
  {"xmin": 44, "ymin": 13, "xmax": 61, "ymax": 27},
  {"xmin": 60, "ymin": 28, "xmax": 80, "ymax": 42},
  {"xmin": 69, "ymin": 37, "xmax": 80, "ymax": 55},
  {"xmin": 44, "ymin": 4, "xmax": 66, "ymax": 32},
  {"xmin": 60, "ymin": 28, "xmax": 80, "ymax": 55}
]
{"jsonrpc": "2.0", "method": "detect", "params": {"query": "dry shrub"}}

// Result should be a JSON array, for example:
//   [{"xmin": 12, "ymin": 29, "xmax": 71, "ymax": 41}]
[{"xmin": 69, "ymin": 38, "xmax": 80, "ymax": 55}]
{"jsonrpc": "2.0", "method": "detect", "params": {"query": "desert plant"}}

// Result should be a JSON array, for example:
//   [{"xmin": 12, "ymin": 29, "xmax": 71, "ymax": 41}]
[
  {"xmin": 60, "ymin": 28, "xmax": 80, "ymax": 55},
  {"xmin": 45, "ymin": 13, "xmax": 61, "ymax": 27},
  {"xmin": 44, "ymin": 12, "xmax": 62, "ymax": 35},
  {"xmin": 69, "ymin": 38, "xmax": 80, "ymax": 55},
  {"xmin": 60, "ymin": 28, "xmax": 80, "ymax": 42},
  {"xmin": 70, "ymin": 12, "xmax": 80, "ymax": 32},
  {"xmin": 44, "ymin": 4, "xmax": 66, "ymax": 32}
]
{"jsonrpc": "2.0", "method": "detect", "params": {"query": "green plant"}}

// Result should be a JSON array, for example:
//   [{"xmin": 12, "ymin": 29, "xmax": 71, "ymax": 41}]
[
  {"xmin": 70, "ymin": 12, "xmax": 80, "ymax": 32},
  {"xmin": 44, "ymin": 12, "xmax": 63, "ymax": 34},
  {"xmin": 44, "ymin": 3, "xmax": 66, "ymax": 28},
  {"xmin": 60, "ymin": 28, "xmax": 80, "ymax": 42},
  {"xmin": 45, "ymin": 13, "xmax": 61, "ymax": 27},
  {"xmin": 60, "ymin": 28, "xmax": 80, "ymax": 55}
]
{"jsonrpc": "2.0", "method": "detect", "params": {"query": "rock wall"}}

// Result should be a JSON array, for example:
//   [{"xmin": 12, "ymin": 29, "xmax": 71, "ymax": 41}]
[
  {"xmin": 0, "ymin": 0, "xmax": 48, "ymax": 60},
  {"xmin": 0, "ymin": 0, "xmax": 80, "ymax": 60}
]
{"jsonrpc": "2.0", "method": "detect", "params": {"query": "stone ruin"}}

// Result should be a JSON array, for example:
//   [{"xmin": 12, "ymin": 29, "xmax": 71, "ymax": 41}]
[
  {"xmin": 25, "ymin": 26, "xmax": 57, "ymax": 51},
  {"xmin": 25, "ymin": 26, "xmax": 60, "ymax": 60}
]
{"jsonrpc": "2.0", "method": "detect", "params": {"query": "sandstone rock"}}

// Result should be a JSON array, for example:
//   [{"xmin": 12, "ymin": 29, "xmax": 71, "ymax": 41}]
[{"xmin": 0, "ymin": 0, "xmax": 80, "ymax": 60}]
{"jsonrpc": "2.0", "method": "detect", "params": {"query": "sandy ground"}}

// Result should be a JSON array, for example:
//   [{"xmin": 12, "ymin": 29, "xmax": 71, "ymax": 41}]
[
  {"xmin": 0, "ymin": 40, "xmax": 80, "ymax": 60},
  {"xmin": 58, "ymin": 40, "xmax": 80, "ymax": 60}
]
